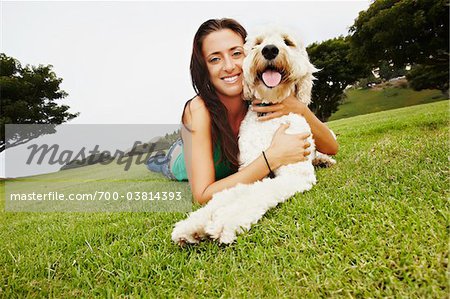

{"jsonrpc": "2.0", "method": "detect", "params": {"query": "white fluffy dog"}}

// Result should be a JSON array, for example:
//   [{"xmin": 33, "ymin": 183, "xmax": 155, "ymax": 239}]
[{"xmin": 172, "ymin": 27, "xmax": 335, "ymax": 245}]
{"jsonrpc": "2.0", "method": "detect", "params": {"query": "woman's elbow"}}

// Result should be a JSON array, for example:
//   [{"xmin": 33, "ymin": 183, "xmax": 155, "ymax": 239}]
[
  {"xmin": 192, "ymin": 191, "xmax": 211, "ymax": 205},
  {"xmin": 319, "ymin": 142, "xmax": 339, "ymax": 156},
  {"xmin": 193, "ymin": 197, "xmax": 208, "ymax": 206},
  {"xmin": 327, "ymin": 143, "xmax": 339, "ymax": 156}
]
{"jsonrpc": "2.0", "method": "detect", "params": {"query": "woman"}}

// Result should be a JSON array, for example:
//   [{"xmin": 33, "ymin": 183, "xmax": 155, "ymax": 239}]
[{"xmin": 148, "ymin": 18, "xmax": 338, "ymax": 204}]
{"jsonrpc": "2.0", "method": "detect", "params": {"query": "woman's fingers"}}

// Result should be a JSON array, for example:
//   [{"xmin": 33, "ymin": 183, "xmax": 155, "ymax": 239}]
[
  {"xmin": 298, "ymin": 132, "xmax": 311, "ymax": 140},
  {"xmin": 257, "ymin": 111, "xmax": 283, "ymax": 121},
  {"xmin": 298, "ymin": 150, "xmax": 310, "ymax": 161},
  {"xmin": 252, "ymin": 103, "xmax": 283, "ymax": 113},
  {"xmin": 273, "ymin": 122, "xmax": 290, "ymax": 135}
]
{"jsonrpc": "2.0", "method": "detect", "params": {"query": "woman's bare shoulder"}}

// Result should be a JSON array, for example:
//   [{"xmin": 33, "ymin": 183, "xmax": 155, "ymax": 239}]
[
  {"xmin": 189, "ymin": 96, "xmax": 208, "ymax": 111},
  {"xmin": 183, "ymin": 96, "xmax": 210, "ymax": 125}
]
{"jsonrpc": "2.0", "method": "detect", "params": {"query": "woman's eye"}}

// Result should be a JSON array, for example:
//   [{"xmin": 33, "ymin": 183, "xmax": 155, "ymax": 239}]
[
  {"xmin": 209, "ymin": 57, "xmax": 220, "ymax": 63},
  {"xmin": 233, "ymin": 51, "xmax": 242, "ymax": 57}
]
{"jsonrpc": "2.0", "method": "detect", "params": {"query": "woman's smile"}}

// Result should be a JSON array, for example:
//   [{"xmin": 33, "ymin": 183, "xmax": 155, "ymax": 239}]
[{"xmin": 222, "ymin": 73, "xmax": 241, "ymax": 84}]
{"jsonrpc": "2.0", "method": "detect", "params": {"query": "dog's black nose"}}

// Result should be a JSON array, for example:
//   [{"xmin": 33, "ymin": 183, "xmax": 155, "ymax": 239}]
[{"xmin": 262, "ymin": 44, "xmax": 279, "ymax": 60}]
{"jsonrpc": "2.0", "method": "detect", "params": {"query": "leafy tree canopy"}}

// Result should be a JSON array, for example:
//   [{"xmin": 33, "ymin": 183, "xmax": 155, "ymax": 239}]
[
  {"xmin": 349, "ymin": 0, "xmax": 449, "ymax": 92},
  {"xmin": 308, "ymin": 37, "xmax": 369, "ymax": 121},
  {"xmin": 0, "ymin": 53, "xmax": 79, "ymax": 152},
  {"xmin": 378, "ymin": 61, "xmax": 407, "ymax": 80}
]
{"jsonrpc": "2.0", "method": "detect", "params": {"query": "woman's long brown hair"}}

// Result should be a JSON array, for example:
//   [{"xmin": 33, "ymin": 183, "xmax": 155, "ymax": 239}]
[{"xmin": 183, "ymin": 18, "xmax": 247, "ymax": 171}]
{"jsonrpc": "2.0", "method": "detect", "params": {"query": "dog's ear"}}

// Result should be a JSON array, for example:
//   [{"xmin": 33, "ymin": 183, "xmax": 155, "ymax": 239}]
[
  {"xmin": 243, "ymin": 81, "xmax": 254, "ymax": 101},
  {"xmin": 295, "ymin": 62, "xmax": 318, "ymax": 106},
  {"xmin": 242, "ymin": 50, "xmax": 256, "ymax": 101},
  {"xmin": 243, "ymin": 41, "xmax": 252, "ymax": 57},
  {"xmin": 295, "ymin": 74, "xmax": 313, "ymax": 106}
]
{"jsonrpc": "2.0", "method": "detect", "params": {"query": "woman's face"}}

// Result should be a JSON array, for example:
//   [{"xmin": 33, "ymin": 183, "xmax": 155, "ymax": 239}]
[{"xmin": 202, "ymin": 29, "xmax": 245, "ymax": 98}]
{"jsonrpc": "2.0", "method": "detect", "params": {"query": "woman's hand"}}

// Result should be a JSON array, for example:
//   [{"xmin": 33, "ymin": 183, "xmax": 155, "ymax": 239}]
[
  {"xmin": 265, "ymin": 123, "xmax": 311, "ymax": 170},
  {"xmin": 252, "ymin": 94, "xmax": 339, "ymax": 155},
  {"xmin": 251, "ymin": 94, "xmax": 306, "ymax": 121}
]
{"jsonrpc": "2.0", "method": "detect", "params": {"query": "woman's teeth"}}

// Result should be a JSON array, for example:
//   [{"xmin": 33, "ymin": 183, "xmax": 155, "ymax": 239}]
[{"xmin": 223, "ymin": 75, "xmax": 239, "ymax": 83}]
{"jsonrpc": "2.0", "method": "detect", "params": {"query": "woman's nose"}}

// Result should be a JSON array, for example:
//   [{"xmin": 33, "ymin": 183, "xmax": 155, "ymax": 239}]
[{"xmin": 223, "ymin": 55, "xmax": 235, "ymax": 72}]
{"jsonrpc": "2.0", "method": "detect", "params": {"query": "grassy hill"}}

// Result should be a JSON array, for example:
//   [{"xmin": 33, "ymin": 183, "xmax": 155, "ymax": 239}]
[
  {"xmin": 329, "ymin": 87, "xmax": 447, "ymax": 121},
  {"xmin": 0, "ymin": 101, "xmax": 448, "ymax": 297}
]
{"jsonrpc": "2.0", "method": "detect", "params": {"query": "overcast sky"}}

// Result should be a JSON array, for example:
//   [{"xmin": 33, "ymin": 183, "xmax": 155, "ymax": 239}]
[{"xmin": 2, "ymin": 1, "xmax": 371, "ymax": 125}]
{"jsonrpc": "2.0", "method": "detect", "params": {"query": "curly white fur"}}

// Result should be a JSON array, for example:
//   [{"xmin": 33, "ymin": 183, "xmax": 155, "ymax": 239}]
[{"xmin": 172, "ymin": 26, "xmax": 335, "ymax": 245}]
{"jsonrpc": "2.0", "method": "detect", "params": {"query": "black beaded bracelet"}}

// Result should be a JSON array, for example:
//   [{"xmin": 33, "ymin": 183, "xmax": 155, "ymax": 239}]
[{"xmin": 262, "ymin": 151, "xmax": 276, "ymax": 179}]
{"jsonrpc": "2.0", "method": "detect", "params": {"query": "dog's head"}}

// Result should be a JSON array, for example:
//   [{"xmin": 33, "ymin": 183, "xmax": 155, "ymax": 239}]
[{"xmin": 243, "ymin": 27, "xmax": 318, "ymax": 105}]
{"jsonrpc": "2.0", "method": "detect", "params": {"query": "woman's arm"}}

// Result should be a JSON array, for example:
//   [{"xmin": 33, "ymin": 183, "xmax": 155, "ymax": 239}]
[
  {"xmin": 251, "ymin": 96, "xmax": 339, "ymax": 155},
  {"xmin": 183, "ymin": 97, "xmax": 310, "ymax": 205}
]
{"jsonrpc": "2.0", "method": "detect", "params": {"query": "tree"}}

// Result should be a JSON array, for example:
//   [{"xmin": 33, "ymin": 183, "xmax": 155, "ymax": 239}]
[
  {"xmin": 349, "ymin": 0, "xmax": 449, "ymax": 93},
  {"xmin": 378, "ymin": 61, "xmax": 407, "ymax": 80},
  {"xmin": 307, "ymin": 37, "xmax": 369, "ymax": 121},
  {"xmin": 406, "ymin": 63, "xmax": 449, "ymax": 96},
  {"xmin": 0, "ymin": 53, "xmax": 79, "ymax": 152}
]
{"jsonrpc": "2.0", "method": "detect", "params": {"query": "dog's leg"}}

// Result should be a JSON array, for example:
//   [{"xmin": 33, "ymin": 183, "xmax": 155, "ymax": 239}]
[
  {"xmin": 205, "ymin": 169, "xmax": 316, "ymax": 244},
  {"xmin": 171, "ymin": 205, "xmax": 214, "ymax": 245},
  {"xmin": 171, "ymin": 186, "xmax": 240, "ymax": 245},
  {"xmin": 204, "ymin": 182, "xmax": 257, "ymax": 243},
  {"xmin": 312, "ymin": 151, "xmax": 336, "ymax": 168}
]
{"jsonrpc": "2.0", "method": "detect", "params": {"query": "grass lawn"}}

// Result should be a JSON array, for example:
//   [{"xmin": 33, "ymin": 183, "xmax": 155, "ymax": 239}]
[
  {"xmin": 329, "ymin": 87, "xmax": 447, "ymax": 121},
  {"xmin": 1, "ymin": 101, "xmax": 448, "ymax": 297}
]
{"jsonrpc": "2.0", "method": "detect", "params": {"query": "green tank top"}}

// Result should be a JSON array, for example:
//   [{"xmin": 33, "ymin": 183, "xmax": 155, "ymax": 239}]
[{"xmin": 171, "ymin": 144, "xmax": 235, "ymax": 181}]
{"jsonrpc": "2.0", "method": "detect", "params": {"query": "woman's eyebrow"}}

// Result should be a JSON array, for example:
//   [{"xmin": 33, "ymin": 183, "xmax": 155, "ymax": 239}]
[{"xmin": 207, "ymin": 46, "xmax": 243, "ymax": 56}]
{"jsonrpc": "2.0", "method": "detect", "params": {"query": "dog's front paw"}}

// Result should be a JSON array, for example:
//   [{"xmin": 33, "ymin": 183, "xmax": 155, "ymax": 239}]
[
  {"xmin": 204, "ymin": 217, "xmax": 223, "ymax": 241},
  {"xmin": 218, "ymin": 227, "xmax": 240, "ymax": 244},
  {"xmin": 205, "ymin": 218, "xmax": 239, "ymax": 244},
  {"xmin": 205, "ymin": 206, "xmax": 248, "ymax": 244},
  {"xmin": 204, "ymin": 208, "xmax": 226, "ymax": 240},
  {"xmin": 171, "ymin": 209, "xmax": 212, "ymax": 245},
  {"xmin": 171, "ymin": 220, "xmax": 205, "ymax": 245}
]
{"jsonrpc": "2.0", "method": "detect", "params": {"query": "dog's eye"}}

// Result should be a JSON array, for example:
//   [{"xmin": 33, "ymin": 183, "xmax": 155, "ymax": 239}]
[
  {"xmin": 283, "ymin": 38, "xmax": 295, "ymax": 47},
  {"xmin": 254, "ymin": 38, "xmax": 262, "ymax": 46}
]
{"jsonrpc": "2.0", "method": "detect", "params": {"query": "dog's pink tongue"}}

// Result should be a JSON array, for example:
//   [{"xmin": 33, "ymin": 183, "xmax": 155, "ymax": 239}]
[{"xmin": 262, "ymin": 70, "xmax": 282, "ymax": 87}]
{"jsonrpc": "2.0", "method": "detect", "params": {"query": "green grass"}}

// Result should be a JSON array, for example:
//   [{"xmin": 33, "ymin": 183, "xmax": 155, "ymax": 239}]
[
  {"xmin": 1, "ymin": 101, "xmax": 448, "ymax": 297},
  {"xmin": 329, "ymin": 87, "xmax": 447, "ymax": 121}
]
